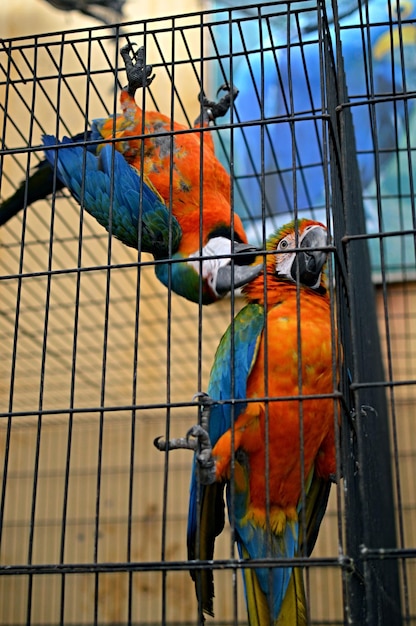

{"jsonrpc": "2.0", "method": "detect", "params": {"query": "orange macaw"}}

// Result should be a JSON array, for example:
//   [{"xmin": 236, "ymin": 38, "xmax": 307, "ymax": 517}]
[
  {"xmin": 156, "ymin": 219, "xmax": 338, "ymax": 624},
  {"xmin": 0, "ymin": 44, "xmax": 260, "ymax": 303}
]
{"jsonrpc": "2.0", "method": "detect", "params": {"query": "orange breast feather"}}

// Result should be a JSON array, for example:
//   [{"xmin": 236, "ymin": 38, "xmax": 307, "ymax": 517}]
[
  {"xmin": 212, "ymin": 288, "xmax": 336, "ymax": 519},
  {"xmin": 97, "ymin": 91, "xmax": 246, "ymax": 253}
]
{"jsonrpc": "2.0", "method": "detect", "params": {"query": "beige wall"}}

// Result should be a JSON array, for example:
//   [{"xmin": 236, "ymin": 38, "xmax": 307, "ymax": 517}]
[{"xmin": 0, "ymin": 0, "xmax": 204, "ymax": 39}]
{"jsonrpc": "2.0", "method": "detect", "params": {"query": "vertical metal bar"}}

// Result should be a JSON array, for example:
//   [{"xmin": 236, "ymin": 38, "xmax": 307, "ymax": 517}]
[
  {"xmin": 257, "ymin": 6, "xmax": 274, "ymax": 623},
  {"xmin": 321, "ymin": 9, "xmax": 355, "ymax": 623},
  {"xmin": 319, "ymin": 7, "xmax": 348, "ymax": 626},
  {"xmin": 329, "ymin": 1, "xmax": 403, "ymax": 623},
  {"xmin": 26, "ymin": 34, "xmax": 54, "ymax": 626},
  {"xmin": 58, "ymin": 30, "xmax": 94, "ymax": 626},
  {"xmin": 383, "ymin": 6, "xmax": 414, "ymax": 616},
  {"xmin": 227, "ymin": 8, "xmax": 241, "ymax": 623},
  {"xmin": 195, "ymin": 11, "xmax": 206, "ymax": 624},
  {"xmin": 125, "ymin": 23, "xmax": 139, "ymax": 625},
  {"xmin": 0, "ymin": 40, "xmax": 18, "ymax": 556},
  {"xmin": 160, "ymin": 21, "xmax": 176, "ymax": 626},
  {"xmin": 285, "ymin": 4, "xmax": 307, "ymax": 618},
  {"xmin": 93, "ymin": 25, "xmax": 115, "ymax": 623}
]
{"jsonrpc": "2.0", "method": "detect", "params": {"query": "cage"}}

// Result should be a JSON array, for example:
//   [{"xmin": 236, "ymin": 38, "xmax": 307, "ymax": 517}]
[{"xmin": 0, "ymin": 0, "xmax": 414, "ymax": 625}]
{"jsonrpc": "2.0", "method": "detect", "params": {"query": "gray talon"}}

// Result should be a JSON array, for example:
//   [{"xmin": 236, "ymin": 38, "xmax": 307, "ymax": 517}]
[
  {"xmin": 193, "ymin": 391, "xmax": 214, "ymax": 432},
  {"xmin": 153, "ymin": 434, "xmax": 198, "ymax": 452},
  {"xmin": 153, "ymin": 394, "xmax": 216, "ymax": 484},
  {"xmin": 194, "ymin": 84, "xmax": 239, "ymax": 125},
  {"xmin": 186, "ymin": 424, "xmax": 212, "ymax": 453},
  {"xmin": 186, "ymin": 424, "xmax": 216, "ymax": 485},
  {"xmin": 215, "ymin": 82, "xmax": 239, "ymax": 100},
  {"xmin": 153, "ymin": 436, "xmax": 167, "ymax": 451},
  {"xmin": 121, "ymin": 43, "xmax": 155, "ymax": 96}
]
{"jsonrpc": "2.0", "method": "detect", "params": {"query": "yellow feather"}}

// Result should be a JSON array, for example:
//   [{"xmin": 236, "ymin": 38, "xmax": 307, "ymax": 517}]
[
  {"xmin": 276, "ymin": 568, "xmax": 307, "ymax": 626},
  {"xmin": 241, "ymin": 544, "xmax": 271, "ymax": 626},
  {"xmin": 242, "ymin": 555, "xmax": 307, "ymax": 626}
]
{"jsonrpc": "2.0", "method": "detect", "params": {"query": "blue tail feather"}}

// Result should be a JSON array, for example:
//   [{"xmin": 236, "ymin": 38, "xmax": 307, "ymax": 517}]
[{"xmin": 235, "ymin": 513, "xmax": 298, "ymax": 620}]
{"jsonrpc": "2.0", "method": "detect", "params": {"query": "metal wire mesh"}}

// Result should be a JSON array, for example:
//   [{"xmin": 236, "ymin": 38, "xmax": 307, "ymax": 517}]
[{"xmin": 0, "ymin": 1, "xmax": 414, "ymax": 624}]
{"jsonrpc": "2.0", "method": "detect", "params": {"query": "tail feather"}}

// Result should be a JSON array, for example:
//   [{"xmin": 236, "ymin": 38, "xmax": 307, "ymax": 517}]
[
  {"xmin": 276, "ymin": 568, "xmax": 307, "ymax": 626},
  {"xmin": 241, "ymin": 547, "xmax": 273, "ymax": 626},
  {"xmin": 187, "ymin": 480, "xmax": 225, "ymax": 617},
  {"xmin": 299, "ymin": 470, "xmax": 331, "ymax": 557},
  {"xmin": 242, "ymin": 556, "xmax": 307, "ymax": 626},
  {"xmin": 0, "ymin": 162, "xmax": 64, "ymax": 226},
  {"xmin": 0, "ymin": 131, "xmax": 93, "ymax": 227}
]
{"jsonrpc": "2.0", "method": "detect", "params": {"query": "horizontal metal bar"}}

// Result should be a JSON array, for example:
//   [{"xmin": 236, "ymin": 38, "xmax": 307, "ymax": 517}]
[{"xmin": 0, "ymin": 554, "xmax": 352, "ymax": 577}]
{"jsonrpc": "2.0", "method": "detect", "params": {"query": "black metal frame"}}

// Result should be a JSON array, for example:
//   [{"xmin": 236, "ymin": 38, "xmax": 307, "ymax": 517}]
[{"xmin": 0, "ymin": 1, "xmax": 414, "ymax": 624}]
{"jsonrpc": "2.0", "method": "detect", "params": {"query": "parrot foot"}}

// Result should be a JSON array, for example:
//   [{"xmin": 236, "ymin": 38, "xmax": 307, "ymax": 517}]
[
  {"xmin": 120, "ymin": 43, "xmax": 155, "ymax": 96},
  {"xmin": 153, "ymin": 434, "xmax": 199, "ymax": 452},
  {"xmin": 195, "ymin": 84, "xmax": 239, "ymax": 125},
  {"xmin": 187, "ymin": 424, "xmax": 216, "ymax": 484},
  {"xmin": 153, "ymin": 393, "xmax": 217, "ymax": 485}
]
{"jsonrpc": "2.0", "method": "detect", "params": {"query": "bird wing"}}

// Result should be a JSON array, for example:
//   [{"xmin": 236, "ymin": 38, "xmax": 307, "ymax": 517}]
[
  {"xmin": 187, "ymin": 302, "xmax": 265, "ymax": 616},
  {"xmin": 42, "ymin": 135, "xmax": 181, "ymax": 256}
]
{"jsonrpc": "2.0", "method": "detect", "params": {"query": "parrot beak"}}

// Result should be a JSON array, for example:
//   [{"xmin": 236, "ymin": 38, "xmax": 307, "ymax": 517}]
[
  {"xmin": 292, "ymin": 225, "xmax": 328, "ymax": 289},
  {"xmin": 216, "ymin": 263, "xmax": 263, "ymax": 295},
  {"xmin": 215, "ymin": 242, "xmax": 263, "ymax": 295}
]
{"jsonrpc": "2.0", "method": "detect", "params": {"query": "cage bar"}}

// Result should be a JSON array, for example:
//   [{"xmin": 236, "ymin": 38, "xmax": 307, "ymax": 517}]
[{"xmin": 0, "ymin": 1, "xmax": 414, "ymax": 625}]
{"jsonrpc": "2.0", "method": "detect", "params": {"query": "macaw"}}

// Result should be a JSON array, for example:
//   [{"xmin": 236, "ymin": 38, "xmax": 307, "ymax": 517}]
[
  {"xmin": 0, "ymin": 44, "xmax": 260, "ymax": 304},
  {"xmin": 155, "ymin": 219, "xmax": 337, "ymax": 624}
]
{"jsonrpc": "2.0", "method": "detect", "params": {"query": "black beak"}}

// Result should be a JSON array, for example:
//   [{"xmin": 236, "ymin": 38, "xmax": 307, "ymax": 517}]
[
  {"xmin": 291, "ymin": 226, "xmax": 328, "ymax": 288},
  {"xmin": 215, "ymin": 242, "xmax": 263, "ymax": 295}
]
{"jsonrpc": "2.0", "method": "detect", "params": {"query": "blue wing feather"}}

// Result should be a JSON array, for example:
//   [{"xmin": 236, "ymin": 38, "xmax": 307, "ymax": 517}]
[
  {"xmin": 40, "ymin": 135, "xmax": 237, "ymax": 304},
  {"xmin": 186, "ymin": 303, "xmax": 265, "ymax": 613},
  {"xmin": 207, "ymin": 302, "xmax": 265, "ymax": 442},
  {"xmin": 42, "ymin": 134, "xmax": 181, "ymax": 256}
]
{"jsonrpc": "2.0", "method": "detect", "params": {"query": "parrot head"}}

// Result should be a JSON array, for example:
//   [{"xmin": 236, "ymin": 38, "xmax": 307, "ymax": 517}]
[
  {"xmin": 243, "ymin": 219, "xmax": 329, "ymax": 302},
  {"xmin": 269, "ymin": 218, "xmax": 328, "ymax": 289}
]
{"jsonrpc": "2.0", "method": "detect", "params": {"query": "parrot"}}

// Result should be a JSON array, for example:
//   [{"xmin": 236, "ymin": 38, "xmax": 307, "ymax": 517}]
[
  {"xmin": 0, "ymin": 44, "xmax": 260, "ymax": 304},
  {"xmin": 155, "ymin": 218, "xmax": 338, "ymax": 624}
]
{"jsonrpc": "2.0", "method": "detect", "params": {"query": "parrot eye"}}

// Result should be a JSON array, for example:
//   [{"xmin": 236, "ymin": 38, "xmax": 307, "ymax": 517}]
[{"xmin": 278, "ymin": 238, "xmax": 289, "ymax": 250}]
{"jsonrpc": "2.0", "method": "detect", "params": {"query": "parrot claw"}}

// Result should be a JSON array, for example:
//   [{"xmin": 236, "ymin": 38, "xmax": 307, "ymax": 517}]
[
  {"xmin": 120, "ymin": 43, "xmax": 155, "ymax": 96},
  {"xmin": 154, "ymin": 428, "xmax": 215, "ymax": 484},
  {"xmin": 186, "ymin": 425, "xmax": 216, "ymax": 485},
  {"xmin": 192, "ymin": 391, "xmax": 214, "ymax": 432},
  {"xmin": 194, "ymin": 84, "xmax": 239, "ymax": 125},
  {"xmin": 215, "ymin": 82, "xmax": 239, "ymax": 100},
  {"xmin": 192, "ymin": 391, "xmax": 212, "ymax": 403},
  {"xmin": 153, "ymin": 434, "xmax": 198, "ymax": 452},
  {"xmin": 153, "ymin": 393, "xmax": 216, "ymax": 484}
]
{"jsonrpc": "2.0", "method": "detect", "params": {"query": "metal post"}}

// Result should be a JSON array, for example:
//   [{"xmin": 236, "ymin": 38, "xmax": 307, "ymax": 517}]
[{"xmin": 327, "ymin": 1, "xmax": 402, "ymax": 623}]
